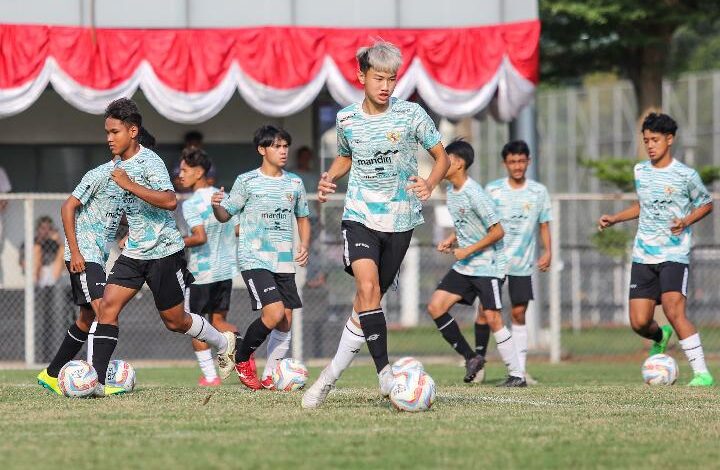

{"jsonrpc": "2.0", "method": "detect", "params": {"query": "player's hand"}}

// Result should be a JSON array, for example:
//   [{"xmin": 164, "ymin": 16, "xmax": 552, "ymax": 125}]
[
  {"xmin": 211, "ymin": 187, "xmax": 226, "ymax": 206},
  {"xmin": 69, "ymin": 251, "xmax": 86, "ymax": 273},
  {"xmin": 295, "ymin": 245, "xmax": 309, "ymax": 267},
  {"xmin": 597, "ymin": 214, "xmax": 616, "ymax": 231},
  {"xmin": 670, "ymin": 218, "xmax": 687, "ymax": 235},
  {"xmin": 406, "ymin": 176, "xmax": 432, "ymax": 201},
  {"xmin": 111, "ymin": 167, "xmax": 133, "ymax": 189},
  {"xmin": 318, "ymin": 173, "xmax": 336, "ymax": 204},
  {"xmin": 537, "ymin": 251, "xmax": 551, "ymax": 272},
  {"xmin": 453, "ymin": 247, "xmax": 472, "ymax": 261},
  {"xmin": 436, "ymin": 237, "xmax": 455, "ymax": 253},
  {"xmin": 118, "ymin": 235, "xmax": 128, "ymax": 250}
]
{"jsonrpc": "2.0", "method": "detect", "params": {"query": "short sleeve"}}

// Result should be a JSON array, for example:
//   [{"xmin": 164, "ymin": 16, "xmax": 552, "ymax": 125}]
[
  {"xmin": 336, "ymin": 115, "xmax": 351, "ymax": 157},
  {"xmin": 472, "ymin": 188, "xmax": 500, "ymax": 229},
  {"xmin": 539, "ymin": 187, "xmax": 552, "ymax": 223},
  {"xmin": 413, "ymin": 105, "xmax": 442, "ymax": 150},
  {"xmin": 688, "ymin": 170, "xmax": 712, "ymax": 208},
  {"xmin": 71, "ymin": 168, "xmax": 104, "ymax": 205},
  {"xmin": 220, "ymin": 176, "xmax": 248, "ymax": 217},
  {"xmin": 182, "ymin": 199, "xmax": 203, "ymax": 230},
  {"xmin": 145, "ymin": 156, "xmax": 174, "ymax": 191},
  {"xmin": 294, "ymin": 180, "xmax": 310, "ymax": 218}
]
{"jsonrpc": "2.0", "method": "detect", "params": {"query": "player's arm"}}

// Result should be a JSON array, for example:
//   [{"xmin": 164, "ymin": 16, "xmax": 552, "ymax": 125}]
[
  {"xmin": 598, "ymin": 202, "xmax": 640, "ymax": 230},
  {"xmin": 184, "ymin": 226, "xmax": 207, "ymax": 248},
  {"xmin": 60, "ymin": 195, "xmax": 86, "ymax": 273},
  {"xmin": 671, "ymin": 202, "xmax": 713, "ymax": 235},
  {"xmin": 454, "ymin": 223, "xmax": 504, "ymax": 261},
  {"xmin": 111, "ymin": 167, "xmax": 177, "ymax": 211},
  {"xmin": 318, "ymin": 156, "xmax": 352, "ymax": 203},
  {"xmin": 537, "ymin": 222, "xmax": 552, "ymax": 272},
  {"xmin": 295, "ymin": 216, "xmax": 311, "ymax": 267},
  {"xmin": 407, "ymin": 143, "xmax": 451, "ymax": 201}
]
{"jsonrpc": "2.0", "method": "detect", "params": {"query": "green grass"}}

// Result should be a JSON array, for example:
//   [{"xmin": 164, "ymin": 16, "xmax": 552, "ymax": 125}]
[{"xmin": 2, "ymin": 361, "xmax": 720, "ymax": 469}]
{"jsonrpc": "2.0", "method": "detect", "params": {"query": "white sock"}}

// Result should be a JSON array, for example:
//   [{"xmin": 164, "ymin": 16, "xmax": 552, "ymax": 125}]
[
  {"xmin": 262, "ymin": 330, "xmax": 291, "ymax": 379},
  {"xmin": 512, "ymin": 324, "xmax": 528, "ymax": 374},
  {"xmin": 329, "ymin": 314, "xmax": 365, "ymax": 380},
  {"xmin": 680, "ymin": 333, "xmax": 709, "ymax": 374},
  {"xmin": 195, "ymin": 349, "xmax": 218, "ymax": 380},
  {"xmin": 494, "ymin": 327, "xmax": 523, "ymax": 378},
  {"xmin": 185, "ymin": 313, "xmax": 228, "ymax": 354}
]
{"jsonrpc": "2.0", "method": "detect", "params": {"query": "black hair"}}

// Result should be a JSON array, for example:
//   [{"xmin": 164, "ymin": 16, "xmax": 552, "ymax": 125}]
[
  {"xmin": 253, "ymin": 125, "xmax": 292, "ymax": 150},
  {"xmin": 137, "ymin": 127, "xmax": 156, "ymax": 149},
  {"xmin": 181, "ymin": 147, "xmax": 212, "ymax": 176},
  {"xmin": 445, "ymin": 139, "xmax": 475, "ymax": 170},
  {"xmin": 184, "ymin": 130, "xmax": 204, "ymax": 144},
  {"xmin": 104, "ymin": 98, "xmax": 142, "ymax": 128},
  {"xmin": 501, "ymin": 140, "xmax": 530, "ymax": 160},
  {"xmin": 642, "ymin": 113, "xmax": 678, "ymax": 136}
]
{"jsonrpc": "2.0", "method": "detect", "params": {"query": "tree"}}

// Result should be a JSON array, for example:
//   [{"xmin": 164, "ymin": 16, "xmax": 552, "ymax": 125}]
[{"xmin": 541, "ymin": 1, "xmax": 720, "ymax": 116}]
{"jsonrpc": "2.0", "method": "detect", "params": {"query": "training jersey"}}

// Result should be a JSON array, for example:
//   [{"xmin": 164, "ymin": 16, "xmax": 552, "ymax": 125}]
[
  {"xmin": 485, "ymin": 178, "xmax": 552, "ymax": 276},
  {"xmin": 447, "ymin": 177, "xmax": 506, "ymax": 278},
  {"xmin": 182, "ymin": 186, "xmax": 238, "ymax": 284},
  {"xmin": 221, "ymin": 169, "xmax": 309, "ymax": 273},
  {"xmin": 336, "ymin": 97, "xmax": 442, "ymax": 233},
  {"xmin": 633, "ymin": 159, "xmax": 711, "ymax": 265},
  {"xmin": 117, "ymin": 146, "xmax": 184, "ymax": 260},
  {"xmin": 63, "ymin": 160, "xmax": 123, "ymax": 266}
]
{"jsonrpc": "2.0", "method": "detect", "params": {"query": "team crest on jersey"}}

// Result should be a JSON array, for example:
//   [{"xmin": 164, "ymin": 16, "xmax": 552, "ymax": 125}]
[
  {"xmin": 523, "ymin": 202, "xmax": 533, "ymax": 213},
  {"xmin": 285, "ymin": 193, "xmax": 295, "ymax": 203},
  {"xmin": 386, "ymin": 130, "xmax": 401, "ymax": 144},
  {"xmin": 664, "ymin": 186, "xmax": 675, "ymax": 196}
]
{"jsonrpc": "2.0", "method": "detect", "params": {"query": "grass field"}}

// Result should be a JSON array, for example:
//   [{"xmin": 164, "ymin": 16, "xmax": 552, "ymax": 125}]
[{"xmin": 2, "ymin": 360, "xmax": 720, "ymax": 469}]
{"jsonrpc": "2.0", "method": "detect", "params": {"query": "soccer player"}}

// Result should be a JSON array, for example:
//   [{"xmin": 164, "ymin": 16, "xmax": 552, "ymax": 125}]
[
  {"xmin": 178, "ymin": 147, "xmax": 240, "ymax": 387},
  {"xmin": 430, "ymin": 140, "xmax": 525, "ymax": 387},
  {"xmin": 36, "ymin": 148, "xmax": 125, "ymax": 394},
  {"xmin": 598, "ymin": 113, "xmax": 714, "ymax": 387},
  {"xmin": 302, "ymin": 40, "xmax": 450, "ymax": 408},
  {"xmin": 90, "ymin": 98, "xmax": 236, "ymax": 396},
  {"xmin": 212, "ymin": 125, "xmax": 310, "ymax": 390},
  {"xmin": 475, "ymin": 140, "xmax": 552, "ymax": 384}
]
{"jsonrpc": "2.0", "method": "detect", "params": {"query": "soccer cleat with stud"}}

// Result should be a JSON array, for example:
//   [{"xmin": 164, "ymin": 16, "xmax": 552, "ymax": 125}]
[
  {"xmin": 92, "ymin": 383, "xmax": 127, "ymax": 397},
  {"xmin": 235, "ymin": 360, "xmax": 262, "ymax": 390},
  {"xmin": 649, "ymin": 325, "xmax": 673, "ymax": 357},
  {"xmin": 379, "ymin": 364, "xmax": 395, "ymax": 397},
  {"xmin": 217, "ymin": 331, "xmax": 237, "ymax": 380},
  {"xmin": 687, "ymin": 371, "xmax": 714, "ymax": 387},
  {"xmin": 496, "ymin": 375, "xmax": 527, "ymax": 388},
  {"xmin": 198, "ymin": 376, "xmax": 221, "ymax": 387},
  {"xmin": 471, "ymin": 367, "xmax": 486, "ymax": 384},
  {"xmin": 463, "ymin": 355, "xmax": 486, "ymax": 383},
  {"xmin": 37, "ymin": 369, "xmax": 62, "ymax": 395},
  {"xmin": 261, "ymin": 376, "xmax": 275, "ymax": 390},
  {"xmin": 301, "ymin": 365, "xmax": 336, "ymax": 409}
]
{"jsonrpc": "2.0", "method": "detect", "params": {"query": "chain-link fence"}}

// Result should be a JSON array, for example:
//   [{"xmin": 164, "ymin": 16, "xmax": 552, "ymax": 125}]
[{"xmin": 1, "ymin": 193, "xmax": 719, "ymax": 366}]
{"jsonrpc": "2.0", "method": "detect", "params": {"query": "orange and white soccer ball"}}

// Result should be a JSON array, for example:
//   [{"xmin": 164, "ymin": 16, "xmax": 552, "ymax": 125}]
[
  {"xmin": 642, "ymin": 354, "xmax": 679, "ymax": 385},
  {"xmin": 58, "ymin": 360, "xmax": 98, "ymax": 398},
  {"xmin": 390, "ymin": 369, "xmax": 436, "ymax": 412},
  {"xmin": 272, "ymin": 358, "xmax": 309, "ymax": 391}
]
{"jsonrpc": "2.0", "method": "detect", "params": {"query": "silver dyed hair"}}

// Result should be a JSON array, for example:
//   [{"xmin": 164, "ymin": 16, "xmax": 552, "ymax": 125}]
[{"xmin": 356, "ymin": 40, "xmax": 402, "ymax": 74}]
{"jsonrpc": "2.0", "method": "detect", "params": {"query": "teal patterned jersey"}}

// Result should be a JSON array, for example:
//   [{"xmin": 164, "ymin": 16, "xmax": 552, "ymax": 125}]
[
  {"xmin": 485, "ymin": 178, "xmax": 552, "ymax": 276},
  {"xmin": 633, "ymin": 159, "xmax": 711, "ymax": 264},
  {"xmin": 182, "ymin": 186, "xmax": 238, "ymax": 284},
  {"xmin": 63, "ymin": 160, "xmax": 123, "ymax": 265},
  {"xmin": 447, "ymin": 178, "xmax": 506, "ymax": 278},
  {"xmin": 336, "ymin": 97, "xmax": 442, "ymax": 232},
  {"xmin": 221, "ymin": 169, "xmax": 309, "ymax": 273},
  {"xmin": 117, "ymin": 146, "xmax": 184, "ymax": 260}
]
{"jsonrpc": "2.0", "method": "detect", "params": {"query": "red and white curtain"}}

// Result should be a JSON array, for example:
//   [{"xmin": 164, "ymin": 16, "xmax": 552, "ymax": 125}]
[{"xmin": 0, "ymin": 21, "xmax": 539, "ymax": 123}]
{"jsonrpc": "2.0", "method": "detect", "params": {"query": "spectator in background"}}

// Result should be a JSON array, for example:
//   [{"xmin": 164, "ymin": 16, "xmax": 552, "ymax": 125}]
[
  {"xmin": 0, "ymin": 165, "xmax": 11, "ymax": 284},
  {"xmin": 20, "ymin": 216, "xmax": 64, "ymax": 286},
  {"xmin": 173, "ymin": 131, "xmax": 217, "ymax": 191},
  {"xmin": 293, "ymin": 146, "xmax": 320, "ymax": 195}
]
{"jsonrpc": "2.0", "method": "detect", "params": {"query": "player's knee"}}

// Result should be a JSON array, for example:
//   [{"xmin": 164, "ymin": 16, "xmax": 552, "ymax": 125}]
[
  {"xmin": 356, "ymin": 280, "xmax": 380, "ymax": 303},
  {"xmin": 427, "ymin": 302, "xmax": 443, "ymax": 318},
  {"xmin": 162, "ymin": 316, "xmax": 187, "ymax": 333},
  {"xmin": 484, "ymin": 310, "xmax": 503, "ymax": 329},
  {"xmin": 629, "ymin": 317, "xmax": 650, "ymax": 334}
]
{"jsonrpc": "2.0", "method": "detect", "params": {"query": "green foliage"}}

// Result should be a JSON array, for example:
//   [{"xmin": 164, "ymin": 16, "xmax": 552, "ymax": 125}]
[
  {"xmin": 580, "ymin": 158, "xmax": 638, "ymax": 192},
  {"xmin": 698, "ymin": 165, "xmax": 720, "ymax": 185},
  {"xmin": 591, "ymin": 228, "xmax": 634, "ymax": 260}
]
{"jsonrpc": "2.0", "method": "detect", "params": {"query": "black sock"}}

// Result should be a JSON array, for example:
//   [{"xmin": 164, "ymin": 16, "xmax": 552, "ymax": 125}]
[
  {"xmin": 434, "ymin": 313, "xmax": 476, "ymax": 360},
  {"xmin": 649, "ymin": 326, "xmax": 663, "ymax": 343},
  {"xmin": 475, "ymin": 323, "xmax": 491, "ymax": 358},
  {"xmin": 357, "ymin": 308, "xmax": 389, "ymax": 373},
  {"xmin": 235, "ymin": 318, "xmax": 272, "ymax": 363},
  {"xmin": 91, "ymin": 324, "xmax": 118, "ymax": 384},
  {"xmin": 47, "ymin": 323, "xmax": 88, "ymax": 377}
]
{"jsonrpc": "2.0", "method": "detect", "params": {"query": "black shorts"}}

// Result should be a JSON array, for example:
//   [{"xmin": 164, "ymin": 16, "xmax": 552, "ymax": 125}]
[
  {"xmin": 340, "ymin": 220, "xmax": 414, "ymax": 294},
  {"xmin": 241, "ymin": 269, "xmax": 301, "ymax": 311},
  {"xmin": 187, "ymin": 279, "xmax": 232, "ymax": 315},
  {"xmin": 437, "ymin": 268, "xmax": 504, "ymax": 310},
  {"xmin": 66, "ymin": 261, "xmax": 106, "ymax": 307},
  {"xmin": 629, "ymin": 262, "xmax": 689, "ymax": 301},
  {"xmin": 507, "ymin": 275, "xmax": 534, "ymax": 305},
  {"xmin": 107, "ymin": 250, "xmax": 194, "ymax": 311}
]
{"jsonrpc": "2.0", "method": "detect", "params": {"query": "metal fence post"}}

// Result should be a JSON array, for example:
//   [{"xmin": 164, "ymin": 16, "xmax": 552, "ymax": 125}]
[
  {"xmin": 24, "ymin": 197, "xmax": 35, "ymax": 366},
  {"xmin": 549, "ymin": 198, "xmax": 562, "ymax": 364}
]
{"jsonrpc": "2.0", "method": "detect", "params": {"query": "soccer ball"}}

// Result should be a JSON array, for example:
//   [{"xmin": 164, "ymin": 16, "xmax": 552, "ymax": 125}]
[
  {"xmin": 58, "ymin": 360, "xmax": 98, "ymax": 398},
  {"xmin": 390, "ymin": 369, "xmax": 436, "ymax": 412},
  {"xmin": 392, "ymin": 356, "xmax": 424, "ymax": 375},
  {"xmin": 106, "ymin": 360, "xmax": 136, "ymax": 392},
  {"xmin": 642, "ymin": 354, "xmax": 679, "ymax": 385},
  {"xmin": 272, "ymin": 358, "xmax": 309, "ymax": 391}
]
